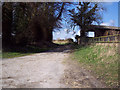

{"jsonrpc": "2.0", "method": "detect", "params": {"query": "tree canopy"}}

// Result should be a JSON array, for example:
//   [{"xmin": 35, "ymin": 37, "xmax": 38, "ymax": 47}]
[
  {"xmin": 69, "ymin": 2, "xmax": 103, "ymax": 37},
  {"xmin": 2, "ymin": 2, "xmax": 67, "ymax": 47},
  {"xmin": 2, "ymin": 2, "xmax": 103, "ymax": 48}
]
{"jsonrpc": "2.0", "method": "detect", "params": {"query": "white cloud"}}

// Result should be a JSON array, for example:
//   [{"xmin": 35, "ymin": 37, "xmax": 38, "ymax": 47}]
[
  {"xmin": 100, "ymin": 20, "xmax": 115, "ymax": 26},
  {"xmin": 110, "ymin": 20, "xmax": 115, "ymax": 26},
  {"xmin": 100, "ymin": 23, "xmax": 110, "ymax": 26}
]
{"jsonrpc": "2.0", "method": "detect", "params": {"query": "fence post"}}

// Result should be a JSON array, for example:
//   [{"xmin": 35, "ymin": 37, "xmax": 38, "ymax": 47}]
[
  {"xmin": 90, "ymin": 34, "xmax": 119, "ymax": 44},
  {"xmin": 108, "ymin": 36, "xmax": 110, "ymax": 42},
  {"xmin": 115, "ymin": 36, "xmax": 117, "ymax": 42}
]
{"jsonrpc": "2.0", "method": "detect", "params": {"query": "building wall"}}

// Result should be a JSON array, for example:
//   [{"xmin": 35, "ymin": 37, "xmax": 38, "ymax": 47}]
[
  {"xmin": 93, "ymin": 29, "xmax": 120, "ymax": 37},
  {"xmin": 104, "ymin": 30, "xmax": 120, "ymax": 36}
]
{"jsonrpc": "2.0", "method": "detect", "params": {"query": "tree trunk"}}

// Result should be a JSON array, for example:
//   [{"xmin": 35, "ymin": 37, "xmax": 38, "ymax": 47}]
[
  {"xmin": 80, "ymin": 30, "xmax": 86, "ymax": 37},
  {"xmin": 80, "ymin": 27, "xmax": 87, "ymax": 45},
  {"xmin": 47, "ymin": 29, "xmax": 53, "ymax": 42}
]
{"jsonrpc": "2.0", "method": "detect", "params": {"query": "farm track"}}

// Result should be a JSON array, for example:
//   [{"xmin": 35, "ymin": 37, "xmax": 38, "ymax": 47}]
[{"xmin": 1, "ymin": 45, "xmax": 105, "ymax": 88}]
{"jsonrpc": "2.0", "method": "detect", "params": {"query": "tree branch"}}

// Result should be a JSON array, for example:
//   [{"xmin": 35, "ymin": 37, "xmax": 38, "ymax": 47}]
[{"xmin": 56, "ymin": 3, "xmax": 65, "ymax": 21}]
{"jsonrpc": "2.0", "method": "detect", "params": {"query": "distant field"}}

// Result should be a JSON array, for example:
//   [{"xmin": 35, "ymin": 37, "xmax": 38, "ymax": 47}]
[
  {"xmin": 73, "ymin": 44, "xmax": 119, "ymax": 87},
  {"xmin": 53, "ymin": 40, "xmax": 69, "ymax": 45},
  {"xmin": 53, "ymin": 39, "xmax": 73, "ymax": 45}
]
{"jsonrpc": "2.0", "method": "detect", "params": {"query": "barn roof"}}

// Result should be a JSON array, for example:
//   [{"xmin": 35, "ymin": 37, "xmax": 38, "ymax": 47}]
[{"xmin": 86, "ymin": 25, "xmax": 120, "ymax": 31}]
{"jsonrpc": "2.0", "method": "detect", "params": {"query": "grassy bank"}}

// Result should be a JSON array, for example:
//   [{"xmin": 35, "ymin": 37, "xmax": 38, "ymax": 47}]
[
  {"xmin": 73, "ymin": 44, "xmax": 119, "ymax": 87},
  {"xmin": 2, "ymin": 46, "xmax": 50, "ymax": 58}
]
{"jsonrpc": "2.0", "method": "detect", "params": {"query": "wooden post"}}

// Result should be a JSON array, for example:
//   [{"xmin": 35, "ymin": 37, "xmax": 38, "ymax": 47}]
[
  {"xmin": 78, "ymin": 38, "xmax": 80, "ymax": 45},
  {"xmin": 115, "ymin": 36, "xmax": 117, "ymax": 42},
  {"xmin": 108, "ymin": 36, "xmax": 110, "ymax": 42}
]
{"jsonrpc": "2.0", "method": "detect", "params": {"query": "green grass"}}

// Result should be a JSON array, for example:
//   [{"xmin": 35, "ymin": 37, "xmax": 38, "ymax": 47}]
[
  {"xmin": 0, "ymin": 54, "xmax": 1, "ymax": 58},
  {"xmin": 2, "ymin": 52, "xmax": 31, "ymax": 58},
  {"xmin": 2, "ymin": 46, "xmax": 51, "ymax": 59},
  {"xmin": 73, "ymin": 44, "xmax": 119, "ymax": 87}
]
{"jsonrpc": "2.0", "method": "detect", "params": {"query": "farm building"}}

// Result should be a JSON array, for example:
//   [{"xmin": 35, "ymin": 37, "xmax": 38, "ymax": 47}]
[
  {"xmin": 76, "ymin": 25, "xmax": 120, "ymax": 45},
  {"xmin": 85, "ymin": 25, "xmax": 120, "ymax": 37}
]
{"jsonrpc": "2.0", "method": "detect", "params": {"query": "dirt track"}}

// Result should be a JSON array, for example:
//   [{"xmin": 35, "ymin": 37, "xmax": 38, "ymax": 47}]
[{"xmin": 2, "ymin": 45, "xmax": 105, "ymax": 88}]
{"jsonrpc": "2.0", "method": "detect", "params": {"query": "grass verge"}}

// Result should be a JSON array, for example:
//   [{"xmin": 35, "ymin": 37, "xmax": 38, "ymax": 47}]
[
  {"xmin": 2, "ymin": 52, "xmax": 31, "ymax": 58},
  {"xmin": 73, "ymin": 44, "xmax": 119, "ymax": 87},
  {"xmin": 2, "ymin": 46, "xmax": 51, "ymax": 59}
]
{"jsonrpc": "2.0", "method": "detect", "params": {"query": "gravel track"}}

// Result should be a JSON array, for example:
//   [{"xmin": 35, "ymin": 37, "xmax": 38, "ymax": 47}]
[{"xmin": 2, "ymin": 45, "xmax": 105, "ymax": 88}]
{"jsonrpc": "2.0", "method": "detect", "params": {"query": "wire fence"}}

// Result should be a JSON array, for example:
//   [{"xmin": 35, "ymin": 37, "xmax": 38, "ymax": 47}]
[{"xmin": 88, "ymin": 34, "xmax": 120, "ymax": 43}]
